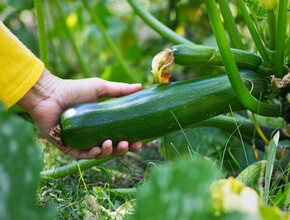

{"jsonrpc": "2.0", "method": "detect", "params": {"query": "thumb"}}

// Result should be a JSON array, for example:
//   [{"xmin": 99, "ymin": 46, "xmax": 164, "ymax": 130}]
[
  {"xmin": 61, "ymin": 78, "xmax": 142, "ymax": 107},
  {"xmin": 98, "ymin": 80, "xmax": 142, "ymax": 98}
]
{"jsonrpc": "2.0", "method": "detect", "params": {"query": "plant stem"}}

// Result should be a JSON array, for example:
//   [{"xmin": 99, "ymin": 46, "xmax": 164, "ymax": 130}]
[
  {"xmin": 193, "ymin": 115, "xmax": 280, "ymax": 142},
  {"xmin": 82, "ymin": 0, "xmax": 137, "ymax": 82},
  {"xmin": 34, "ymin": 0, "xmax": 48, "ymax": 66},
  {"xmin": 55, "ymin": 0, "xmax": 91, "ymax": 77},
  {"xmin": 267, "ymin": 10, "xmax": 276, "ymax": 51},
  {"xmin": 274, "ymin": 0, "xmax": 288, "ymax": 78},
  {"xmin": 204, "ymin": 0, "xmax": 280, "ymax": 117},
  {"xmin": 217, "ymin": 0, "xmax": 245, "ymax": 50},
  {"xmin": 251, "ymin": 113, "xmax": 270, "ymax": 144},
  {"xmin": 237, "ymin": 0, "xmax": 270, "ymax": 62},
  {"xmin": 127, "ymin": 0, "xmax": 193, "ymax": 45},
  {"xmin": 40, "ymin": 157, "xmax": 113, "ymax": 181},
  {"xmin": 109, "ymin": 188, "xmax": 138, "ymax": 195}
]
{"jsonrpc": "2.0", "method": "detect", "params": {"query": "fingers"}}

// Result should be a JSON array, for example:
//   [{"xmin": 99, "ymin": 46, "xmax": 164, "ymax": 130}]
[
  {"xmin": 112, "ymin": 141, "xmax": 129, "ymax": 156},
  {"xmin": 55, "ymin": 139, "xmax": 142, "ymax": 160},
  {"xmin": 67, "ymin": 140, "xmax": 113, "ymax": 159},
  {"xmin": 111, "ymin": 141, "xmax": 142, "ymax": 156},
  {"xmin": 94, "ymin": 140, "xmax": 114, "ymax": 159},
  {"xmin": 55, "ymin": 144, "xmax": 102, "ymax": 159},
  {"xmin": 128, "ymin": 141, "xmax": 142, "ymax": 152}
]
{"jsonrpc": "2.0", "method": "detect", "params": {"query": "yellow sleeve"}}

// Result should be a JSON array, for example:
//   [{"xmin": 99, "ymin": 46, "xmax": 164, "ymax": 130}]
[{"xmin": 0, "ymin": 20, "xmax": 44, "ymax": 108}]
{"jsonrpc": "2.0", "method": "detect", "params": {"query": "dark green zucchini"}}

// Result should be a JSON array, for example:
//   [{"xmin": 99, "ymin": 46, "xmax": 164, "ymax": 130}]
[
  {"xmin": 172, "ymin": 44, "xmax": 262, "ymax": 70},
  {"xmin": 59, "ymin": 70, "xmax": 266, "ymax": 149}
]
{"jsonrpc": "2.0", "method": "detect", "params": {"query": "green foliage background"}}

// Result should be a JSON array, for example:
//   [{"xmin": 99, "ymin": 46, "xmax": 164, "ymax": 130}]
[
  {"xmin": 0, "ymin": 0, "xmax": 218, "ymax": 83},
  {"xmin": 0, "ymin": 0, "xmax": 289, "ymax": 219},
  {"xmin": 0, "ymin": 105, "xmax": 55, "ymax": 220}
]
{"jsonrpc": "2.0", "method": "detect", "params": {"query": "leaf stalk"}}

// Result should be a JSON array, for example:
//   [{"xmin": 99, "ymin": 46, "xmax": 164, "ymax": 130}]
[
  {"xmin": 82, "ymin": 0, "xmax": 137, "ymax": 82},
  {"xmin": 127, "ymin": 0, "xmax": 193, "ymax": 45},
  {"xmin": 34, "ymin": 0, "xmax": 49, "ymax": 66},
  {"xmin": 204, "ymin": 0, "xmax": 280, "ymax": 117},
  {"xmin": 217, "ymin": 0, "xmax": 245, "ymax": 50}
]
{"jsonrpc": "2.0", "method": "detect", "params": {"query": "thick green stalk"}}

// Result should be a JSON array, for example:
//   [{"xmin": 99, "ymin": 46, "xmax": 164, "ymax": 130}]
[
  {"xmin": 267, "ymin": 10, "xmax": 276, "ymax": 50},
  {"xmin": 204, "ymin": 0, "xmax": 280, "ymax": 117},
  {"xmin": 40, "ymin": 157, "xmax": 113, "ymax": 181},
  {"xmin": 237, "ymin": 0, "xmax": 270, "ymax": 62},
  {"xmin": 55, "ymin": 0, "xmax": 91, "ymax": 77},
  {"xmin": 192, "ymin": 115, "xmax": 280, "ymax": 141},
  {"xmin": 34, "ymin": 0, "xmax": 48, "ymax": 66},
  {"xmin": 217, "ymin": 0, "xmax": 245, "ymax": 50},
  {"xmin": 274, "ymin": 0, "xmax": 288, "ymax": 78},
  {"xmin": 82, "ymin": 0, "xmax": 137, "ymax": 82},
  {"xmin": 127, "ymin": 0, "xmax": 193, "ymax": 45}
]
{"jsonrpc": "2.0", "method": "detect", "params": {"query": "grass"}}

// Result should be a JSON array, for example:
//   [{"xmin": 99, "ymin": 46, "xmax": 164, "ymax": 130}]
[
  {"xmin": 38, "ymin": 140, "xmax": 162, "ymax": 219},
  {"xmin": 38, "ymin": 122, "xmax": 290, "ymax": 219}
]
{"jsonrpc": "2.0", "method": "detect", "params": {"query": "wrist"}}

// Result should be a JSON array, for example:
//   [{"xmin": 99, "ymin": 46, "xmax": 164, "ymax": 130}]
[{"xmin": 17, "ymin": 68, "xmax": 61, "ymax": 113}]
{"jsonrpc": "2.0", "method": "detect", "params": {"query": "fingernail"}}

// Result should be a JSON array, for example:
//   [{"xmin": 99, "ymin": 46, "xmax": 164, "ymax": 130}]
[{"xmin": 104, "ymin": 144, "xmax": 112, "ymax": 150}]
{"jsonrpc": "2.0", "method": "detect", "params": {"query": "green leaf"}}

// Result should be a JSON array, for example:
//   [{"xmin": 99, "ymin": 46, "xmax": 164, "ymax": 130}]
[
  {"xmin": 0, "ymin": 104, "xmax": 55, "ymax": 220},
  {"xmin": 236, "ymin": 160, "xmax": 267, "ymax": 188},
  {"xmin": 162, "ymin": 127, "xmax": 230, "ymax": 160},
  {"xmin": 131, "ymin": 157, "xmax": 219, "ymax": 220},
  {"xmin": 162, "ymin": 126, "xmax": 258, "ymax": 170},
  {"xmin": 264, "ymin": 131, "xmax": 279, "ymax": 204},
  {"xmin": 260, "ymin": 205, "xmax": 290, "ymax": 220}
]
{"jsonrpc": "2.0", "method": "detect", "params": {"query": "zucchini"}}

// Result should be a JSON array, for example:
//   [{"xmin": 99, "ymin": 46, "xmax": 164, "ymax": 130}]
[
  {"xmin": 172, "ymin": 44, "xmax": 262, "ymax": 70},
  {"xmin": 59, "ymin": 70, "xmax": 266, "ymax": 149}
]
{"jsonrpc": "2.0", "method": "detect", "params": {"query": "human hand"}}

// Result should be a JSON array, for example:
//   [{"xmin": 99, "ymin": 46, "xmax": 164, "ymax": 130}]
[{"xmin": 17, "ymin": 68, "xmax": 142, "ymax": 159}]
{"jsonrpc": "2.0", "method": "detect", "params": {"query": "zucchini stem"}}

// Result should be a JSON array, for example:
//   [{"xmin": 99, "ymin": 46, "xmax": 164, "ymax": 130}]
[
  {"xmin": 55, "ymin": 0, "xmax": 91, "ymax": 77},
  {"xmin": 193, "ymin": 115, "xmax": 281, "ymax": 142},
  {"xmin": 267, "ymin": 9, "xmax": 276, "ymax": 51},
  {"xmin": 217, "ymin": 0, "xmax": 245, "ymax": 50},
  {"xmin": 127, "ymin": 0, "xmax": 193, "ymax": 45},
  {"xmin": 34, "ymin": 0, "xmax": 49, "ymax": 66},
  {"xmin": 274, "ymin": 0, "xmax": 288, "ymax": 78},
  {"xmin": 236, "ymin": 0, "xmax": 270, "ymax": 62},
  {"xmin": 82, "ymin": 0, "xmax": 137, "ymax": 82},
  {"xmin": 204, "ymin": 0, "xmax": 280, "ymax": 117}
]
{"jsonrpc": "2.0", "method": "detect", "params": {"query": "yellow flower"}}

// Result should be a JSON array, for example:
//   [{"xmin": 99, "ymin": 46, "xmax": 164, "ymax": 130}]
[
  {"xmin": 66, "ymin": 13, "xmax": 78, "ymax": 29},
  {"xmin": 259, "ymin": 0, "xmax": 279, "ymax": 10},
  {"xmin": 211, "ymin": 177, "xmax": 260, "ymax": 217},
  {"xmin": 151, "ymin": 48, "xmax": 174, "ymax": 84}
]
